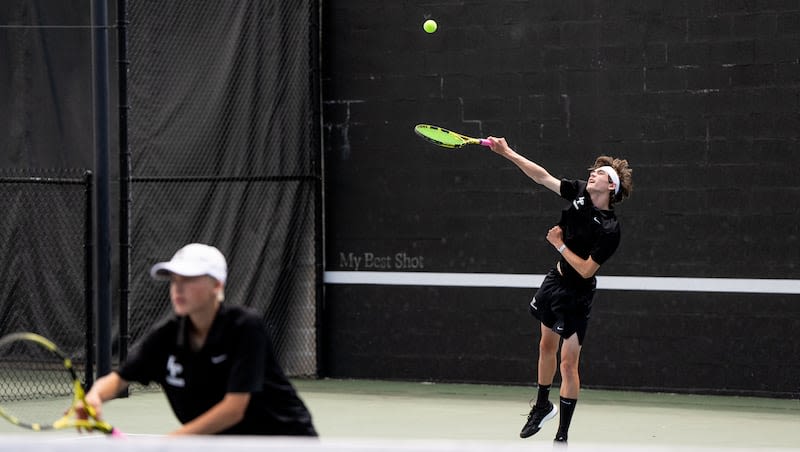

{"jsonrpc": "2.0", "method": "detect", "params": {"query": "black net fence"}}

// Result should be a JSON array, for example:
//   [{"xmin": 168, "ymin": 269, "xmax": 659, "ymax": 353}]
[
  {"xmin": 0, "ymin": 171, "xmax": 93, "ymax": 388},
  {"xmin": 0, "ymin": 334, "xmax": 76, "ymax": 415},
  {"xmin": 125, "ymin": 0, "xmax": 320, "ymax": 377}
]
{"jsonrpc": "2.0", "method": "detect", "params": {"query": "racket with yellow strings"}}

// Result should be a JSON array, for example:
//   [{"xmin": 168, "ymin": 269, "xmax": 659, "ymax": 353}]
[
  {"xmin": 0, "ymin": 332, "xmax": 123, "ymax": 436},
  {"xmin": 414, "ymin": 124, "xmax": 491, "ymax": 149}
]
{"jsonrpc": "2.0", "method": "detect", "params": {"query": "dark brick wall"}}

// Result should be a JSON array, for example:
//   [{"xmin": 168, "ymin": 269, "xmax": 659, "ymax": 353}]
[
  {"xmin": 321, "ymin": 1, "xmax": 800, "ymax": 397},
  {"xmin": 322, "ymin": 286, "xmax": 800, "ymax": 397}
]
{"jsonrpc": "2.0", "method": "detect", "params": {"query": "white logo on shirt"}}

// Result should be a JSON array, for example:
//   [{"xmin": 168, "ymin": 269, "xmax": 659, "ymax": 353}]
[
  {"xmin": 211, "ymin": 354, "xmax": 228, "ymax": 364},
  {"xmin": 530, "ymin": 297, "xmax": 538, "ymax": 310},
  {"xmin": 593, "ymin": 216, "xmax": 601, "ymax": 225},
  {"xmin": 573, "ymin": 196, "xmax": 585, "ymax": 209},
  {"xmin": 166, "ymin": 355, "xmax": 185, "ymax": 387}
]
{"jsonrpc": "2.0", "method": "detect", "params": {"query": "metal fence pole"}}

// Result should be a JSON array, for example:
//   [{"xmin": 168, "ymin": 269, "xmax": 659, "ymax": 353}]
[{"xmin": 92, "ymin": 0, "xmax": 112, "ymax": 378}]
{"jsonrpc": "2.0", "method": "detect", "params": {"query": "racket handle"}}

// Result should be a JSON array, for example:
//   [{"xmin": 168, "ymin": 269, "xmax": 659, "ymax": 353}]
[
  {"xmin": 111, "ymin": 427, "xmax": 126, "ymax": 438},
  {"xmin": 479, "ymin": 139, "xmax": 491, "ymax": 147}
]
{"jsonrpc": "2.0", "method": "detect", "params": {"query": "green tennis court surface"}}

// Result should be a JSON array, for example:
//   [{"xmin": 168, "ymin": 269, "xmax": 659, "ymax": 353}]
[{"xmin": 0, "ymin": 379, "xmax": 797, "ymax": 450}]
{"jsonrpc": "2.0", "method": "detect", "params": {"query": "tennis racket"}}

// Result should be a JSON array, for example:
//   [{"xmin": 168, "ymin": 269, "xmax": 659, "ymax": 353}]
[
  {"xmin": 414, "ymin": 124, "xmax": 491, "ymax": 148},
  {"xmin": 0, "ymin": 332, "xmax": 122, "ymax": 436}
]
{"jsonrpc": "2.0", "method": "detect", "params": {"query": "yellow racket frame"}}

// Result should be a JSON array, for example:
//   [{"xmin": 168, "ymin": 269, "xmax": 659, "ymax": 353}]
[{"xmin": 0, "ymin": 332, "xmax": 117, "ymax": 434}]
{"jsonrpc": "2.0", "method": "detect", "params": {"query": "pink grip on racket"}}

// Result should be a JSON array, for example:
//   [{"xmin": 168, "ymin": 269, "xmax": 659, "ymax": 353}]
[
  {"xmin": 111, "ymin": 428, "xmax": 126, "ymax": 438},
  {"xmin": 479, "ymin": 139, "xmax": 491, "ymax": 147}
]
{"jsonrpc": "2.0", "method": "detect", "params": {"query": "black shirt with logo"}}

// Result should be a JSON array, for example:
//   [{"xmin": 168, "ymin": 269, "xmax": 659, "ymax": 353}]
[
  {"xmin": 118, "ymin": 304, "xmax": 316, "ymax": 436},
  {"xmin": 557, "ymin": 179, "xmax": 621, "ymax": 286}
]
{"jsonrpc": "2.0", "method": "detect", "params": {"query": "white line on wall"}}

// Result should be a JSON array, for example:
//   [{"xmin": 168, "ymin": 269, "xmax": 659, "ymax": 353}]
[{"xmin": 323, "ymin": 271, "xmax": 800, "ymax": 294}]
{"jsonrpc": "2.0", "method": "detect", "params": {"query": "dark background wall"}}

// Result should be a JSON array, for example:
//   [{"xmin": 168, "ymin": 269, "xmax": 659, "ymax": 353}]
[
  {"xmin": 321, "ymin": 1, "xmax": 800, "ymax": 397},
  {"xmin": 1, "ymin": 0, "xmax": 94, "ymax": 169}
]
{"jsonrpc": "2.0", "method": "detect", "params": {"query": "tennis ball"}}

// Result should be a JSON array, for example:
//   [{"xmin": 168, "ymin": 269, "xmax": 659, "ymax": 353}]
[{"xmin": 423, "ymin": 19, "xmax": 437, "ymax": 34}]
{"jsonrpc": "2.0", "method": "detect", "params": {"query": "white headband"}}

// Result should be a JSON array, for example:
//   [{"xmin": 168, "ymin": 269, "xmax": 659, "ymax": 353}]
[{"xmin": 598, "ymin": 166, "xmax": 620, "ymax": 195}]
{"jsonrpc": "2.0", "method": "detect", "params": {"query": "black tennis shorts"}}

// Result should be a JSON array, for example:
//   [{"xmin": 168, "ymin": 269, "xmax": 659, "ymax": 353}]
[{"xmin": 529, "ymin": 268, "xmax": 596, "ymax": 345}]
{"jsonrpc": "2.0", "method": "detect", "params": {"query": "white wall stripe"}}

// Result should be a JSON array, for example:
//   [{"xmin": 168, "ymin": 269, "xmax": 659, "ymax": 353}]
[{"xmin": 323, "ymin": 271, "xmax": 800, "ymax": 294}]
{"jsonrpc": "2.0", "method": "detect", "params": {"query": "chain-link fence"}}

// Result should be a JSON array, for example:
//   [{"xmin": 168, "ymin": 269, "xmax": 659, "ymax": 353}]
[
  {"xmin": 0, "ymin": 0, "xmax": 321, "ymax": 390},
  {"xmin": 0, "ymin": 171, "xmax": 94, "ymax": 390},
  {"xmin": 124, "ymin": 0, "xmax": 320, "ymax": 377}
]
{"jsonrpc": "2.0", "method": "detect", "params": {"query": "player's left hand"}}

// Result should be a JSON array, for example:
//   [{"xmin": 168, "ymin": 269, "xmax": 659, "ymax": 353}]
[{"xmin": 546, "ymin": 225, "xmax": 563, "ymax": 249}]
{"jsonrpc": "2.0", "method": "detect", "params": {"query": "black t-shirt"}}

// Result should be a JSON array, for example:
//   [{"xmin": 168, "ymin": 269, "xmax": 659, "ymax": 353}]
[
  {"xmin": 118, "ymin": 304, "xmax": 316, "ymax": 436},
  {"xmin": 557, "ymin": 179, "xmax": 620, "ymax": 285}
]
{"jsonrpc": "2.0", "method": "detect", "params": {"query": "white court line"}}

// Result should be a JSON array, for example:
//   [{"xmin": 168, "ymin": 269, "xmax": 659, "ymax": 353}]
[{"xmin": 324, "ymin": 271, "xmax": 800, "ymax": 294}]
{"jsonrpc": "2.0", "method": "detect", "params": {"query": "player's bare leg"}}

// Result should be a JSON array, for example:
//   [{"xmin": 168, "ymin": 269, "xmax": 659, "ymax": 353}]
[
  {"xmin": 538, "ymin": 325, "xmax": 560, "ymax": 384},
  {"xmin": 520, "ymin": 325, "xmax": 560, "ymax": 438},
  {"xmin": 554, "ymin": 333, "xmax": 582, "ymax": 445}
]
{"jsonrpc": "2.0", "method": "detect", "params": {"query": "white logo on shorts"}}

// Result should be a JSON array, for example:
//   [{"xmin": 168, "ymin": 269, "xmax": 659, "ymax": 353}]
[{"xmin": 530, "ymin": 297, "xmax": 538, "ymax": 310}]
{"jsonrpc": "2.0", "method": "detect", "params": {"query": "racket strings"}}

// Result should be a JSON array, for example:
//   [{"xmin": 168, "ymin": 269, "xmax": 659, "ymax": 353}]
[
  {"xmin": 414, "ymin": 125, "xmax": 463, "ymax": 147},
  {"xmin": 414, "ymin": 124, "xmax": 481, "ymax": 148},
  {"xmin": 0, "ymin": 338, "xmax": 74, "ymax": 424}
]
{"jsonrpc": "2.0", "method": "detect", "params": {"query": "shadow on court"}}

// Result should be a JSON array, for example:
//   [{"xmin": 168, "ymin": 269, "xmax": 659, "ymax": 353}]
[{"xmin": 1, "ymin": 378, "xmax": 797, "ymax": 449}]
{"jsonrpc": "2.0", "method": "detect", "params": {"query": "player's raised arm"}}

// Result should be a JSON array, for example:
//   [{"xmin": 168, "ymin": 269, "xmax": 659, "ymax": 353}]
[{"xmin": 485, "ymin": 137, "xmax": 561, "ymax": 193}]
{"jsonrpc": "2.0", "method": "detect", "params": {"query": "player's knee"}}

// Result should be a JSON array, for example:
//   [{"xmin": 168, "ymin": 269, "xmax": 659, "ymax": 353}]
[
  {"xmin": 560, "ymin": 359, "xmax": 579, "ymax": 378},
  {"xmin": 539, "ymin": 339, "xmax": 558, "ymax": 356}
]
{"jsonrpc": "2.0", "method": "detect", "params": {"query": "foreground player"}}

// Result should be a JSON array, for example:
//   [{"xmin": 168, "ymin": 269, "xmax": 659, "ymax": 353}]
[
  {"xmin": 485, "ymin": 137, "xmax": 632, "ymax": 445},
  {"xmin": 84, "ymin": 243, "xmax": 317, "ymax": 436}
]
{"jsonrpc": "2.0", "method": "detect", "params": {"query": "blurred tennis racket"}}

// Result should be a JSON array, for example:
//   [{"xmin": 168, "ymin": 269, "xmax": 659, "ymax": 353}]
[
  {"xmin": 0, "ymin": 332, "xmax": 122, "ymax": 436},
  {"xmin": 414, "ymin": 124, "xmax": 491, "ymax": 148}
]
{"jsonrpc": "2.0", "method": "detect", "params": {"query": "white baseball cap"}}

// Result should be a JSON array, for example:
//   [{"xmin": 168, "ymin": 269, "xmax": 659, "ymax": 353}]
[{"xmin": 150, "ymin": 243, "xmax": 227, "ymax": 283}]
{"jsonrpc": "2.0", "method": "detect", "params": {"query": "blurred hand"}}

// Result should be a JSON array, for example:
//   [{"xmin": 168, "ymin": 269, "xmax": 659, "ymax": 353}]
[{"xmin": 74, "ymin": 392, "xmax": 103, "ymax": 433}]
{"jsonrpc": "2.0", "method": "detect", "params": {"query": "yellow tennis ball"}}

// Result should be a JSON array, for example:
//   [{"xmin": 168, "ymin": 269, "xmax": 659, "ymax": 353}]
[{"xmin": 423, "ymin": 19, "xmax": 437, "ymax": 34}]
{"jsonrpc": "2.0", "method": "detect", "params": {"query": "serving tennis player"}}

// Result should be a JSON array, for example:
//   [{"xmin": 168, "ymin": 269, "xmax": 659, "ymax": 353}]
[{"xmin": 485, "ymin": 137, "xmax": 632, "ymax": 445}]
